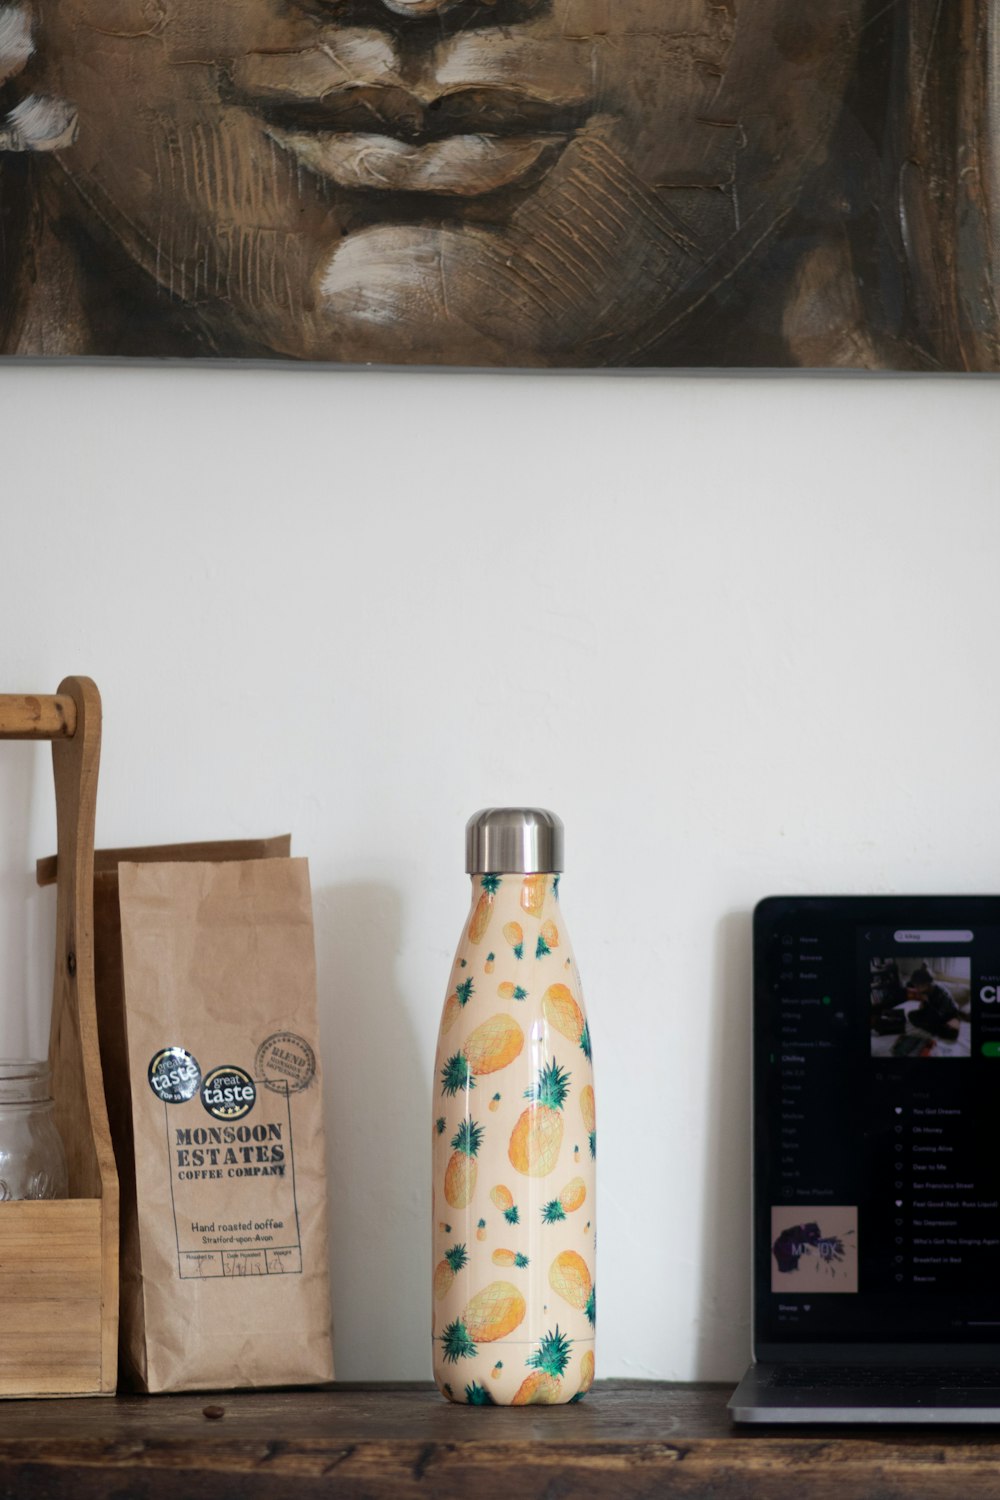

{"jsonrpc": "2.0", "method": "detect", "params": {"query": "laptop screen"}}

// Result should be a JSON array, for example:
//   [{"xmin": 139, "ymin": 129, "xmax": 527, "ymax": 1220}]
[{"xmin": 755, "ymin": 896, "xmax": 1000, "ymax": 1347}]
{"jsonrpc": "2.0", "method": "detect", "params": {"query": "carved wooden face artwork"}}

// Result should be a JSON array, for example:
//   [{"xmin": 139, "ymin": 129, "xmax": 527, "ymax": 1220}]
[
  {"xmin": 0, "ymin": 0, "xmax": 896, "ymax": 363},
  {"xmin": 9, "ymin": 0, "xmax": 874, "ymax": 362}
]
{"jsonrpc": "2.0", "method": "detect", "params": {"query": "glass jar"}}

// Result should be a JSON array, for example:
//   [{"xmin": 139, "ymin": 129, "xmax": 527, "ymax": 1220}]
[{"xmin": 0, "ymin": 1060, "xmax": 68, "ymax": 1200}]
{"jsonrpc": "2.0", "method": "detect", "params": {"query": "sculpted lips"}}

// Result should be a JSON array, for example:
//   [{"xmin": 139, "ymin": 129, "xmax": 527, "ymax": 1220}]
[
  {"xmin": 230, "ymin": 32, "xmax": 594, "ymax": 196},
  {"xmin": 262, "ymin": 131, "xmax": 563, "ymax": 196}
]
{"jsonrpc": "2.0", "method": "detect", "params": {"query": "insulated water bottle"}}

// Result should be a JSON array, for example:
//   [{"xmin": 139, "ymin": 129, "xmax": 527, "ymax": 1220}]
[{"xmin": 432, "ymin": 808, "xmax": 596, "ymax": 1405}]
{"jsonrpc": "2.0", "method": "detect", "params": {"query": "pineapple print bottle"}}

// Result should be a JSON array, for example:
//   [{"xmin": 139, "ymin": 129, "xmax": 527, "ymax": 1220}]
[{"xmin": 433, "ymin": 809, "xmax": 596, "ymax": 1406}]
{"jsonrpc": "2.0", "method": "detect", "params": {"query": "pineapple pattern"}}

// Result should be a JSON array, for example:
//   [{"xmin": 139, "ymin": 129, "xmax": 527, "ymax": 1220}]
[{"xmin": 433, "ymin": 873, "xmax": 595, "ymax": 1405}]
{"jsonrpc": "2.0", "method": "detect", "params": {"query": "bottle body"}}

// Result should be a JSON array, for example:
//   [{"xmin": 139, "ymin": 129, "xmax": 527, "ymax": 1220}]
[
  {"xmin": 432, "ymin": 873, "xmax": 595, "ymax": 1405},
  {"xmin": 0, "ymin": 1061, "xmax": 68, "ymax": 1201}
]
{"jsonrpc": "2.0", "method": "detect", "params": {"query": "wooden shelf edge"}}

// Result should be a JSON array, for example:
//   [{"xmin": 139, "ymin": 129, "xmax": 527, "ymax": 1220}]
[{"xmin": 0, "ymin": 1379, "xmax": 1000, "ymax": 1500}]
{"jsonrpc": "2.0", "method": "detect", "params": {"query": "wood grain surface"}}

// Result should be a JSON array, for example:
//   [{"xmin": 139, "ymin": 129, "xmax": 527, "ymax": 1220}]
[
  {"xmin": 0, "ymin": 695, "xmax": 76, "ymax": 739},
  {"xmin": 2, "ymin": 1382, "xmax": 1000, "ymax": 1499},
  {"xmin": 0, "ymin": 1201, "xmax": 103, "ymax": 1396}
]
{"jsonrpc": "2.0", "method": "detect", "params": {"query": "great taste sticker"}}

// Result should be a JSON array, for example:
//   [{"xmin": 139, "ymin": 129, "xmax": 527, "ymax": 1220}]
[
  {"xmin": 200, "ymin": 1065, "xmax": 257, "ymax": 1121},
  {"xmin": 147, "ymin": 1048, "xmax": 201, "ymax": 1104}
]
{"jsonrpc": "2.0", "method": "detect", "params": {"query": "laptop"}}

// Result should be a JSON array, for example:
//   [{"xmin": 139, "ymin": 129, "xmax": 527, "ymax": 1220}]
[{"xmin": 729, "ymin": 895, "xmax": 1000, "ymax": 1423}]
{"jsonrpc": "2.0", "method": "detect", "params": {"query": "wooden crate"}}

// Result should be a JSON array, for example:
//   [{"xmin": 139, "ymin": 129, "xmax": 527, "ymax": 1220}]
[{"xmin": 0, "ymin": 680, "xmax": 118, "ymax": 1396}]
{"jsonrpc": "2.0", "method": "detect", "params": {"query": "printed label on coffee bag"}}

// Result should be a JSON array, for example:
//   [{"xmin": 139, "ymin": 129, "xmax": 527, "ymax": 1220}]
[{"xmin": 156, "ymin": 1054, "xmax": 303, "ymax": 1279}]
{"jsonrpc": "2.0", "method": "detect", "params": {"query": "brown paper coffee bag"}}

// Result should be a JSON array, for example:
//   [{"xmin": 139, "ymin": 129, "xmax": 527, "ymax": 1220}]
[{"xmin": 116, "ymin": 856, "xmax": 334, "ymax": 1393}]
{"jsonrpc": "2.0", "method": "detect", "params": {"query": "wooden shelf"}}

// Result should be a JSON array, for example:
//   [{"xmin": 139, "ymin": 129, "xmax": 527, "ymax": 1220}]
[{"xmin": 2, "ymin": 1380, "xmax": 1000, "ymax": 1497}]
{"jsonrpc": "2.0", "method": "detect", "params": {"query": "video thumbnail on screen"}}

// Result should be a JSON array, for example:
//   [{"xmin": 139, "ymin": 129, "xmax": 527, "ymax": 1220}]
[{"xmin": 870, "ymin": 957, "xmax": 971, "ymax": 1059}]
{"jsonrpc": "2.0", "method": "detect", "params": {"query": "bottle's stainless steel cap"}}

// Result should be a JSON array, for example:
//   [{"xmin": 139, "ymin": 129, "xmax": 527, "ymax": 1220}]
[{"xmin": 465, "ymin": 808, "xmax": 564, "ymax": 875}]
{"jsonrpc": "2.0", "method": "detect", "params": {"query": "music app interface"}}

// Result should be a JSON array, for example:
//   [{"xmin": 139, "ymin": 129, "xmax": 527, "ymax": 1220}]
[{"xmin": 756, "ymin": 899, "xmax": 1000, "ymax": 1343}]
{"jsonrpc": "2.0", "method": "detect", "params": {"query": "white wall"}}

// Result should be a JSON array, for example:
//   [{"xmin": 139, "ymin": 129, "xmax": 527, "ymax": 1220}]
[{"xmin": 1, "ymin": 365, "xmax": 998, "ymax": 1382}]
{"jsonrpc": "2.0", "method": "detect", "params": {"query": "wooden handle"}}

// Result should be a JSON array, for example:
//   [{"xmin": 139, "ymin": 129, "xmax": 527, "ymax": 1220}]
[
  {"xmin": 0, "ymin": 695, "xmax": 77, "ymax": 739},
  {"xmin": 0, "ymin": 676, "xmax": 119, "ymax": 1398},
  {"xmin": 47, "ymin": 677, "xmax": 119, "ymax": 1390}
]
